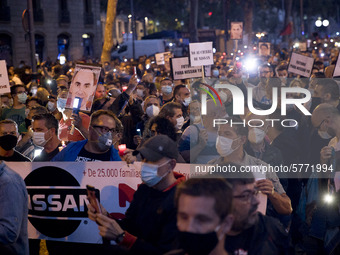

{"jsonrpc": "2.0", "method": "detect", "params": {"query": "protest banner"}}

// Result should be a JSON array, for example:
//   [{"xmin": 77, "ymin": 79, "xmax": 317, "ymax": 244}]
[
  {"xmin": 170, "ymin": 57, "xmax": 205, "ymax": 80},
  {"xmin": 288, "ymin": 52, "xmax": 314, "ymax": 77},
  {"xmin": 65, "ymin": 64, "xmax": 101, "ymax": 112},
  {"xmin": 0, "ymin": 60, "xmax": 10, "ymax": 94},
  {"xmin": 189, "ymin": 42, "xmax": 214, "ymax": 67},
  {"xmin": 259, "ymin": 42, "xmax": 270, "ymax": 56},
  {"xmin": 7, "ymin": 162, "xmax": 190, "ymax": 244}
]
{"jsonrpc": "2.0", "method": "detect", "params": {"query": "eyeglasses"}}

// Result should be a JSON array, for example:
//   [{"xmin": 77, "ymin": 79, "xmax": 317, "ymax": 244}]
[
  {"xmin": 92, "ymin": 125, "xmax": 119, "ymax": 134},
  {"xmin": 16, "ymin": 91, "xmax": 28, "ymax": 95},
  {"xmin": 316, "ymin": 119, "xmax": 325, "ymax": 130},
  {"xmin": 233, "ymin": 189, "xmax": 259, "ymax": 203}
]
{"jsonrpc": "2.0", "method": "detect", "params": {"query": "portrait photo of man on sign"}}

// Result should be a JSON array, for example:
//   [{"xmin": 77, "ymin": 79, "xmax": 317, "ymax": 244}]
[
  {"xmin": 259, "ymin": 42, "xmax": 271, "ymax": 56},
  {"xmin": 66, "ymin": 64, "xmax": 101, "ymax": 112},
  {"xmin": 230, "ymin": 22, "xmax": 243, "ymax": 40}
]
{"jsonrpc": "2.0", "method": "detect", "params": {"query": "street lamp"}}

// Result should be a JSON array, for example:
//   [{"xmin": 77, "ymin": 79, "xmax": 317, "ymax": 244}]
[
  {"xmin": 322, "ymin": 19, "xmax": 329, "ymax": 27},
  {"xmin": 315, "ymin": 20, "xmax": 322, "ymax": 27}
]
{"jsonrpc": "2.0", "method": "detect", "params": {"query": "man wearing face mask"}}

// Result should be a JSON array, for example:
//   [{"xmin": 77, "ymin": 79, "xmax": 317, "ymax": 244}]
[
  {"xmin": 87, "ymin": 135, "xmax": 185, "ymax": 254},
  {"xmin": 159, "ymin": 77, "xmax": 174, "ymax": 106},
  {"xmin": 209, "ymin": 117, "xmax": 292, "ymax": 217},
  {"xmin": 159, "ymin": 102, "xmax": 185, "ymax": 139},
  {"xmin": 275, "ymin": 63, "xmax": 288, "ymax": 86},
  {"xmin": 173, "ymin": 85, "xmax": 191, "ymax": 120},
  {"xmin": 167, "ymin": 178, "xmax": 233, "ymax": 255},
  {"xmin": 224, "ymin": 170, "xmax": 289, "ymax": 255},
  {"xmin": 1, "ymin": 85, "xmax": 27, "ymax": 129},
  {"xmin": 135, "ymin": 96, "xmax": 161, "ymax": 136},
  {"xmin": 311, "ymin": 103, "xmax": 340, "ymax": 164},
  {"xmin": 0, "ymin": 119, "xmax": 30, "ymax": 161},
  {"xmin": 245, "ymin": 113, "xmax": 284, "ymax": 167},
  {"xmin": 52, "ymin": 110, "xmax": 121, "ymax": 161},
  {"xmin": 32, "ymin": 114, "xmax": 61, "ymax": 161}
]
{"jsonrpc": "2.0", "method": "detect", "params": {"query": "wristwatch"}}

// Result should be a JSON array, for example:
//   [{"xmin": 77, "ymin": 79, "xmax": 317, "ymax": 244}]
[{"xmin": 115, "ymin": 231, "xmax": 125, "ymax": 244}]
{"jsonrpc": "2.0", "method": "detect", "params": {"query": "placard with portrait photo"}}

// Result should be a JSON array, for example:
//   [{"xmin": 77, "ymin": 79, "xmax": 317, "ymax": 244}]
[
  {"xmin": 259, "ymin": 42, "xmax": 271, "ymax": 56},
  {"xmin": 66, "ymin": 64, "xmax": 102, "ymax": 112},
  {"xmin": 230, "ymin": 22, "xmax": 243, "ymax": 40}
]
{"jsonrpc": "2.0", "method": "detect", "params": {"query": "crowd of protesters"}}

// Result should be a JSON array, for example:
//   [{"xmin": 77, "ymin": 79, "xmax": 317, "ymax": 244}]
[{"xmin": 1, "ymin": 40, "xmax": 340, "ymax": 255}]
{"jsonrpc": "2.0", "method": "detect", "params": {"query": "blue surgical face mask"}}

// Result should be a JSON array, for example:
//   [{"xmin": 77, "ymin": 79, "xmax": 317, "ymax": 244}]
[
  {"xmin": 161, "ymin": 85, "xmax": 173, "ymax": 95},
  {"xmin": 141, "ymin": 160, "xmax": 170, "ymax": 187},
  {"xmin": 212, "ymin": 69, "xmax": 219, "ymax": 77},
  {"xmin": 57, "ymin": 98, "xmax": 67, "ymax": 110}
]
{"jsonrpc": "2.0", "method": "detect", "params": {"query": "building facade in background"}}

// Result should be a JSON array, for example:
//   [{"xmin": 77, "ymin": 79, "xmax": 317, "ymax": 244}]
[{"xmin": 0, "ymin": 0, "xmax": 102, "ymax": 67}]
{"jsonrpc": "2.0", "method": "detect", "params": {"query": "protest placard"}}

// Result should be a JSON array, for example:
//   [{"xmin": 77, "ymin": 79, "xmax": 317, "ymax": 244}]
[
  {"xmin": 7, "ymin": 161, "xmax": 190, "ymax": 243},
  {"xmin": 66, "ymin": 64, "xmax": 101, "ymax": 112},
  {"xmin": 171, "ymin": 57, "xmax": 204, "ymax": 80},
  {"xmin": 333, "ymin": 54, "xmax": 340, "ymax": 77},
  {"xmin": 0, "ymin": 60, "xmax": 10, "ymax": 94},
  {"xmin": 288, "ymin": 52, "xmax": 314, "ymax": 77},
  {"xmin": 189, "ymin": 42, "xmax": 214, "ymax": 67}
]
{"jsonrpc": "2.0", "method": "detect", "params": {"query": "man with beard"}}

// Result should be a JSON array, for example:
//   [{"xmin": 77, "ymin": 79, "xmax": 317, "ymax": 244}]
[
  {"xmin": 224, "ymin": 170, "xmax": 289, "ymax": 255},
  {"xmin": 165, "ymin": 178, "xmax": 234, "ymax": 255},
  {"xmin": 253, "ymin": 64, "xmax": 273, "ymax": 105}
]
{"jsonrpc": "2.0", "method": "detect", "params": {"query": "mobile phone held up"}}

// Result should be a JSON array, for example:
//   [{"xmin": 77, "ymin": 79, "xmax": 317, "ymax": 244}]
[
  {"xmin": 86, "ymin": 185, "xmax": 102, "ymax": 214},
  {"xmin": 73, "ymin": 97, "xmax": 83, "ymax": 115}
]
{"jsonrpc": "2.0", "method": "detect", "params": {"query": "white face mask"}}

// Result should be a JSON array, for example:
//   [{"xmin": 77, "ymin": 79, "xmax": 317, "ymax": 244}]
[
  {"xmin": 47, "ymin": 101, "xmax": 56, "ymax": 112},
  {"xmin": 141, "ymin": 160, "xmax": 170, "ymax": 187},
  {"xmin": 146, "ymin": 105, "xmax": 160, "ymax": 118},
  {"xmin": 183, "ymin": 97, "xmax": 191, "ymax": 107},
  {"xmin": 176, "ymin": 116, "xmax": 185, "ymax": 130},
  {"xmin": 33, "ymin": 131, "xmax": 51, "ymax": 147},
  {"xmin": 248, "ymin": 128, "xmax": 266, "ymax": 144},
  {"xmin": 137, "ymin": 89, "xmax": 144, "ymax": 98},
  {"xmin": 318, "ymin": 130, "xmax": 332, "ymax": 140},
  {"xmin": 216, "ymin": 136, "xmax": 240, "ymax": 157}
]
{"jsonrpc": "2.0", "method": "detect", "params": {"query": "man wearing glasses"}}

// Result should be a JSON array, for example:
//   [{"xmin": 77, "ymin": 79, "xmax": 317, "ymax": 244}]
[
  {"xmin": 253, "ymin": 64, "xmax": 273, "ymax": 105},
  {"xmin": 224, "ymin": 169, "xmax": 289, "ymax": 255},
  {"xmin": 52, "ymin": 110, "xmax": 121, "ymax": 161}
]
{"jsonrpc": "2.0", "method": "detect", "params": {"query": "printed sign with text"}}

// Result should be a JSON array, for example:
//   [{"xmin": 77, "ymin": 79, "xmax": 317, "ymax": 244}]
[
  {"xmin": 171, "ymin": 57, "xmax": 204, "ymax": 80},
  {"xmin": 288, "ymin": 52, "xmax": 314, "ymax": 77},
  {"xmin": 189, "ymin": 42, "xmax": 214, "ymax": 67},
  {"xmin": 0, "ymin": 60, "xmax": 10, "ymax": 94}
]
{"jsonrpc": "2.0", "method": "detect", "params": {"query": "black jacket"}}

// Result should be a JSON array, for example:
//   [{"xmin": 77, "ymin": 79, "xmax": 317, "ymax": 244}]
[
  {"xmin": 225, "ymin": 214, "xmax": 290, "ymax": 255},
  {"xmin": 117, "ymin": 173, "xmax": 186, "ymax": 255}
]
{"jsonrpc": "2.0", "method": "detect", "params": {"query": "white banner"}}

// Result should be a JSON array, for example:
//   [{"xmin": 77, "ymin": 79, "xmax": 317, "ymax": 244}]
[
  {"xmin": 288, "ymin": 52, "xmax": 314, "ymax": 77},
  {"xmin": 189, "ymin": 42, "xmax": 214, "ymax": 67},
  {"xmin": 155, "ymin": 52, "xmax": 172, "ymax": 66},
  {"xmin": 0, "ymin": 60, "xmax": 10, "ymax": 94},
  {"xmin": 7, "ymin": 162, "xmax": 190, "ymax": 244}
]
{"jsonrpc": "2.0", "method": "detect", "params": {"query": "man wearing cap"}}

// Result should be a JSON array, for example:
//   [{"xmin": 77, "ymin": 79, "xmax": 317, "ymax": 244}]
[{"xmin": 88, "ymin": 135, "xmax": 186, "ymax": 254}]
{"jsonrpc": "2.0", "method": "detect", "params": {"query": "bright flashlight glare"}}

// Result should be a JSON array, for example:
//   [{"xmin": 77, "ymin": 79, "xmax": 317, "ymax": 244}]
[
  {"xmin": 34, "ymin": 149, "xmax": 42, "ymax": 158},
  {"xmin": 324, "ymin": 194, "xmax": 334, "ymax": 203},
  {"xmin": 47, "ymin": 79, "xmax": 52, "ymax": 85},
  {"xmin": 243, "ymin": 58, "xmax": 257, "ymax": 72}
]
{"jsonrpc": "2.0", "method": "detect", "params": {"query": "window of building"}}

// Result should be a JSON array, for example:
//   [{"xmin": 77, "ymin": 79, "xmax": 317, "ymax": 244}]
[
  {"xmin": 84, "ymin": 0, "xmax": 93, "ymax": 25},
  {"xmin": 33, "ymin": 0, "xmax": 44, "ymax": 23},
  {"xmin": 0, "ymin": 33, "xmax": 12, "ymax": 66},
  {"xmin": 0, "ymin": 0, "xmax": 10, "ymax": 22},
  {"xmin": 35, "ymin": 34, "xmax": 44, "ymax": 62},
  {"xmin": 82, "ymin": 34, "xmax": 93, "ymax": 58},
  {"xmin": 58, "ymin": 34, "xmax": 70, "ymax": 59},
  {"xmin": 59, "ymin": 0, "xmax": 70, "ymax": 24}
]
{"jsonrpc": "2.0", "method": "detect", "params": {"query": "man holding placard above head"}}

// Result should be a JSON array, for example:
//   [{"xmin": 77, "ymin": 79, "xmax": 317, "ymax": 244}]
[
  {"xmin": 66, "ymin": 64, "xmax": 101, "ymax": 112},
  {"xmin": 230, "ymin": 22, "xmax": 243, "ymax": 40}
]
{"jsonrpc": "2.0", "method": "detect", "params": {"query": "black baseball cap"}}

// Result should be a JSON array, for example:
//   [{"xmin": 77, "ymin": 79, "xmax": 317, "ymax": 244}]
[{"xmin": 136, "ymin": 135, "xmax": 179, "ymax": 162}]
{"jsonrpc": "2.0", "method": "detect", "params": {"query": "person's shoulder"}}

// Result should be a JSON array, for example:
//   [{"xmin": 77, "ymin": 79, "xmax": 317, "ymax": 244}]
[{"xmin": 258, "ymin": 214, "xmax": 287, "ymax": 236}]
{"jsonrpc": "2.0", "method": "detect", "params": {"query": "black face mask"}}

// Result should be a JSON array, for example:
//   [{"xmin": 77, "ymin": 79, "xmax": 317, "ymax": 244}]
[
  {"xmin": 25, "ymin": 118, "xmax": 32, "ymax": 130},
  {"xmin": 178, "ymin": 231, "xmax": 218, "ymax": 255},
  {"xmin": 0, "ymin": 135, "xmax": 18, "ymax": 151}
]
